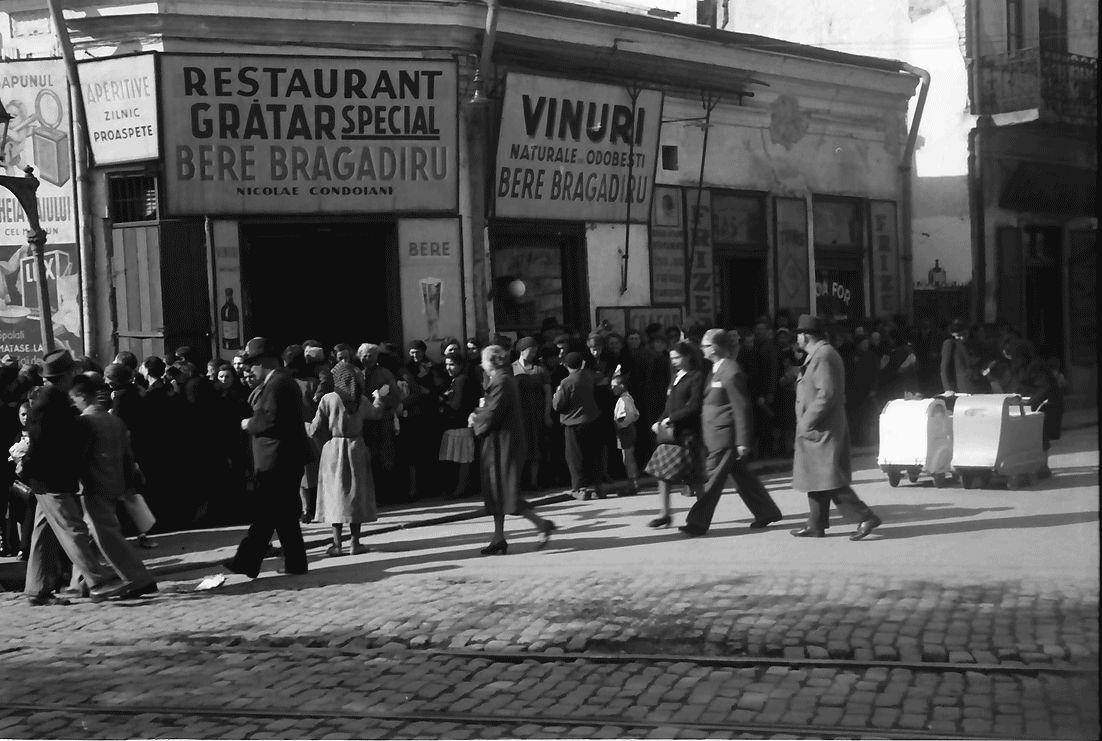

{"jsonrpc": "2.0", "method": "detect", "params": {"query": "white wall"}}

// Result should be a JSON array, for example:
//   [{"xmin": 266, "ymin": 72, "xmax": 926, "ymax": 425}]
[{"xmin": 585, "ymin": 223, "xmax": 650, "ymax": 326}]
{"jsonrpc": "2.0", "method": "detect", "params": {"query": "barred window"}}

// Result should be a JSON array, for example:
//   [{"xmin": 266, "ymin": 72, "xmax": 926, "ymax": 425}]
[{"xmin": 108, "ymin": 175, "xmax": 158, "ymax": 223}]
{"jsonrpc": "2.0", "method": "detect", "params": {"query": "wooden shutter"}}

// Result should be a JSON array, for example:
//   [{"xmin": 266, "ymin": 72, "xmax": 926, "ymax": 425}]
[{"xmin": 111, "ymin": 223, "xmax": 164, "ymax": 360}]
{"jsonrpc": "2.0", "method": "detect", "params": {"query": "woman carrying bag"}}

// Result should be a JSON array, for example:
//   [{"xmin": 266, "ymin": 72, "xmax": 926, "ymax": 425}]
[{"xmin": 644, "ymin": 341, "xmax": 706, "ymax": 528}]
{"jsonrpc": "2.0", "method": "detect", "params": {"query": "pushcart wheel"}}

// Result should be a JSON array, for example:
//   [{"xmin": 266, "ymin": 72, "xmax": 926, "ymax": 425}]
[
  {"xmin": 977, "ymin": 472, "xmax": 991, "ymax": 489},
  {"xmin": 887, "ymin": 470, "xmax": 902, "ymax": 487},
  {"xmin": 932, "ymin": 472, "xmax": 950, "ymax": 488},
  {"xmin": 907, "ymin": 468, "xmax": 921, "ymax": 483},
  {"xmin": 1021, "ymin": 473, "xmax": 1034, "ymax": 489},
  {"xmin": 960, "ymin": 473, "xmax": 975, "ymax": 489},
  {"xmin": 1006, "ymin": 474, "xmax": 1022, "ymax": 490}
]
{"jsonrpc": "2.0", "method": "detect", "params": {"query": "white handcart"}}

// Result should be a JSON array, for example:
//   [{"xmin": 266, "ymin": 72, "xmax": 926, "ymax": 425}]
[{"xmin": 877, "ymin": 396, "xmax": 954, "ymax": 487}]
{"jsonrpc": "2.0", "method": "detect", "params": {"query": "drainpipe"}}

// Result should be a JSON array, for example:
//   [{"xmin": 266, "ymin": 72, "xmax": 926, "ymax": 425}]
[
  {"xmin": 467, "ymin": 0, "xmax": 499, "ymax": 338},
  {"xmin": 898, "ymin": 63, "xmax": 930, "ymax": 322},
  {"xmin": 966, "ymin": 0, "xmax": 987, "ymax": 323},
  {"xmin": 46, "ymin": 0, "xmax": 96, "ymax": 358},
  {"xmin": 472, "ymin": 0, "xmax": 499, "ymax": 102}
]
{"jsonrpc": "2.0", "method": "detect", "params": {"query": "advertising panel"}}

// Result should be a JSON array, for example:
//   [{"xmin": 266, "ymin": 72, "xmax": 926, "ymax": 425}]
[
  {"xmin": 870, "ymin": 200, "xmax": 899, "ymax": 316},
  {"xmin": 649, "ymin": 186, "xmax": 686, "ymax": 306},
  {"xmin": 78, "ymin": 53, "xmax": 159, "ymax": 165},
  {"xmin": 398, "ymin": 219, "xmax": 463, "ymax": 356},
  {"xmin": 0, "ymin": 59, "xmax": 82, "ymax": 361},
  {"xmin": 161, "ymin": 55, "xmax": 458, "ymax": 215},
  {"xmin": 494, "ymin": 73, "xmax": 662, "ymax": 222}
]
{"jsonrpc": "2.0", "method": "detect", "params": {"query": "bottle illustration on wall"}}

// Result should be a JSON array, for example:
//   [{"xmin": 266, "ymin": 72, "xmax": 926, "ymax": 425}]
[
  {"xmin": 220, "ymin": 288, "xmax": 240, "ymax": 350},
  {"xmin": 927, "ymin": 260, "xmax": 947, "ymax": 287}
]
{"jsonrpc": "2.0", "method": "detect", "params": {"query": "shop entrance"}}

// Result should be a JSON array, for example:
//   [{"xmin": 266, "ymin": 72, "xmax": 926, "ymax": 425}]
[
  {"xmin": 1022, "ymin": 226, "xmax": 1064, "ymax": 361},
  {"xmin": 240, "ymin": 222, "xmax": 399, "ymax": 351},
  {"xmin": 716, "ymin": 253, "xmax": 768, "ymax": 329}
]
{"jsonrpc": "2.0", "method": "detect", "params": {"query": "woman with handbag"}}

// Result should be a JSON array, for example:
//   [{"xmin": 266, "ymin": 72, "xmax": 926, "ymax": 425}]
[{"xmin": 644, "ymin": 341, "xmax": 706, "ymax": 528}]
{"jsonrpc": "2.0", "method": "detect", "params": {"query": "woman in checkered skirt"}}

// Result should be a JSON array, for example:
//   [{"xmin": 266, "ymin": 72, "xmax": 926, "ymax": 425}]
[{"xmin": 644, "ymin": 341, "xmax": 705, "ymax": 528}]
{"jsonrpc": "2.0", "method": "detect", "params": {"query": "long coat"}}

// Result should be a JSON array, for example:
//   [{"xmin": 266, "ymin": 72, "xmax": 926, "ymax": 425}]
[
  {"xmin": 246, "ymin": 368, "xmax": 308, "ymax": 474},
  {"xmin": 471, "ymin": 368, "xmax": 527, "ymax": 516},
  {"xmin": 309, "ymin": 392, "xmax": 382, "ymax": 524},
  {"xmin": 793, "ymin": 340, "xmax": 852, "ymax": 492}
]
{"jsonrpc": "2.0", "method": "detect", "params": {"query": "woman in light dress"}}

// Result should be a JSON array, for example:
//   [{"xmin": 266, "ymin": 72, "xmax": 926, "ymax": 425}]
[{"xmin": 309, "ymin": 360, "xmax": 385, "ymax": 556}]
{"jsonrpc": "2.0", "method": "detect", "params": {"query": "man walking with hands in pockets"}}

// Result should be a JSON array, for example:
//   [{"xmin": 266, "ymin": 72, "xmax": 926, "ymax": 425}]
[{"xmin": 789, "ymin": 315, "xmax": 882, "ymax": 540}]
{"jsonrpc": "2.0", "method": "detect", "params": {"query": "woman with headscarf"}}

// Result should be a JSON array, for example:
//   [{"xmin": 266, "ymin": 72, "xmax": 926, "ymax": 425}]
[
  {"xmin": 512, "ymin": 336, "xmax": 552, "ymax": 490},
  {"xmin": 309, "ymin": 360, "xmax": 386, "ymax": 556},
  {"xmin": 469, "ymin": 346, "xmax": 557, "ymax": 555}
]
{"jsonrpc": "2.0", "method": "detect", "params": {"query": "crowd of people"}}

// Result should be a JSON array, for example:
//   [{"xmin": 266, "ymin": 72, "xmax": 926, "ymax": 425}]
[{"xmin": 0, "ymin": 309, "xmax": 1069, "ymax": 604}]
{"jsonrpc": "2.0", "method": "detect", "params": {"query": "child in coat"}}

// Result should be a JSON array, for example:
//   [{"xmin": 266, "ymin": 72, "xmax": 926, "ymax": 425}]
[{"xmin": 611, "ymin": 367, "xmax": 640, "ymax": 495}]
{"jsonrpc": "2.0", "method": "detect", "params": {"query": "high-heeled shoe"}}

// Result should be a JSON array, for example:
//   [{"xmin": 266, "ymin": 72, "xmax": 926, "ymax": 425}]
[
  {"xmin": 324, "ymin": 544, "xmax": 345, "ymax": 557},
  {"xmin": 480, "ymin": 540, "xmax": 508, "ymax": 556},
  {"xmin": 647, "ymin": 515, "xmax": 671, "ymax": 528}
]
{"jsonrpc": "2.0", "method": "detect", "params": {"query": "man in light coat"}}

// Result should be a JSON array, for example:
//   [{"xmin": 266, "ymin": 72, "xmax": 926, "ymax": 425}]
[
  {"xmin": 790, "ymin": 315, "xmax": 882, "ymax": 540},
  {"xmin": 680, "ymin": 329, "xmax": 782, "ymax": 536}
]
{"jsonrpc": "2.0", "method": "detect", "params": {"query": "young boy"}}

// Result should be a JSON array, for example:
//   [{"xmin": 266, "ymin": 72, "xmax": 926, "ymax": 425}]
[
  {"xmin": 69, "ymin": 375, "xmax": 157, "ymax": 598},
  {"xmin": 611, "ymin": 368, "xmax": 641, "ymax": 496},
  {"xmin": 551, "ymin": 352, "xmax": 600, "ymax": 499}
]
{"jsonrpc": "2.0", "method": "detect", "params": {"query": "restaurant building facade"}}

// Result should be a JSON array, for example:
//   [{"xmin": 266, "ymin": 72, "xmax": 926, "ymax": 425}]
[{"xmin": 0, "ymin": 0, "xmax": 922, "ymax": 364}]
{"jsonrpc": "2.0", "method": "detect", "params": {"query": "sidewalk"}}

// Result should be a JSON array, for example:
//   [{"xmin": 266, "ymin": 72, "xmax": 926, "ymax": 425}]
[{"xmin": 2, "ymin": 403, "xmax": 1095, "ymax": 592}]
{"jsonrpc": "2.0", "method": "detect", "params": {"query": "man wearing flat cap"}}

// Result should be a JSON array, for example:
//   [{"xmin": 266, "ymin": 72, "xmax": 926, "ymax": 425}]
[
  {"xmin": 223, "ymin": 337, "xmax": 310, "ymax": 577},
  {"xmin": 790, "ymin": 315, "xmax": 882, "ymax": 540},
  {"xmin": 681, "ymin": 329, "xmax": 783, "ymax": 536}
]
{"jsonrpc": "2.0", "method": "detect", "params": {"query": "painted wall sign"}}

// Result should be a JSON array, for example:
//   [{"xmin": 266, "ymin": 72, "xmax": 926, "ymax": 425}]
[
  {"xmin": 649, "ymin": 186, "xmax": 686, "ymax": 306},
  {"xmin": 78, "ymin": 53, "xmax": 159, "ymax": 165},
  {"xmin": 0, "ymin": 59, "xmax": 76, "ymax": 245},
  {"xmin": 398, "ymin": 218, "xmax": 463, "ymax": 356},
  {"xmin": 870, "ymin": 200, "xmax": 899, "ymax": 317},
  {"xmin": 161, "ymin": 55, "xmax": 458, "ymax": 215},
  {"xmin": 815, "ymin": 267, "xmax": 861, "ymax": 324},
  {"xmin": 494, "ymin": 73, "xmax": 662, "ymax": 222}
]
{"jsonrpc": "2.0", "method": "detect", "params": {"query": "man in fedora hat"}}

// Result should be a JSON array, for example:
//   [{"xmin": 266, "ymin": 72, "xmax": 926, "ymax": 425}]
[
  {"xmin": 21, "ymin": 350, "xmax": 132, "ymax": 605},
  {"xmin": 222, "ymin": 337, "xmax": 310, "ymax": 578},
  {"xmin": 790, "ymin": 315, "xmax": 882, "ymax": 540},
  {"xmin": 680, "ymin": 328, "xmax": 783, "ymax": 536}
]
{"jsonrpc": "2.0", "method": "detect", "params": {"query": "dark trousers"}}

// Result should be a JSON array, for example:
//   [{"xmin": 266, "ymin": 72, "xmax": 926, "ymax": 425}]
[
  {"xmin": 686, "ymin": 448, "xmax": 782, "ymax": 532},
  {"xmin": 230, "ymin": 467, "xmax": 307, "ymax": 577},
  {"xmin": 563, "ymin": 421, "xmax": 599, "ymax": 490},
  {"xmin": 806, "ymin": 486, "xmax": 875, "ymax": 530}
]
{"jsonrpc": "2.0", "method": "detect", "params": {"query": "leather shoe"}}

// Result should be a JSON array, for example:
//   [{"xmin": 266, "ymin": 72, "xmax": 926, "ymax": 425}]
[
  {"xmin": 278, "ymin": 567, "xmax": 308, "ymax": 576},
  {"xmin": 678, "ymin": 525, "xmax": 707, "ymax": 537},
  {"xmin": 119, "ymin": 581, "xmax": 158, "ymax": 599},
  {"xmin": 28, "ymin": 594, "xmax": 71, "ymax": 607},
  {"xmin": 850, "ymin": 515, "xmax": 882, "ymax": 541},
  {"xmin": 749, "ymin": 518, "xmax": 780, "ymax": 530},
  {"xmin": 790, "ymin": 527, "xmax": 825, "ymax": 538},
  {"xmin": 90, "ymin": 580, "xmax": 134, "ymax": 601},
  {"xmin": 535, "ymin": 520, "xmax": 557, "ymax": 550},
  {"xmin": 221, "ymin": 558, "xmax": 259, "ymax": 579}
]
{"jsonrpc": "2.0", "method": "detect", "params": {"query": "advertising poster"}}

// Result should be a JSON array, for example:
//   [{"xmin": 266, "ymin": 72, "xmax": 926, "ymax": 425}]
[
  {"xmin": 494, "ymin": 73, "xmax": 662, "ymax": 222},
  {"xmin": 161, "ymin": 55, "xmax": 458, "ymax": 215},
  {"xmin": 78, "ymin": 53, "xmax": 159, "ymax": 165},
  {"xmin": 774, "ymin": 197, "xmax": 810, "ymax": 315},
  {"xmin": 870, "ymin": 200, "xmax": 899, "ymax": 316},
  {"xmin": 398, "ymin": 219, "xmax": 463, "ymax": 356},
  {"xmin": 686, "ymin": 189, "xmax": 713, "ymax": 323},
  {"xmin": 649, "ymin": 185, "xmax": 686, "ymax": 306},
  {"xmin": 0, "ymin": 59, "xmax": 82, "ymax": 362}
]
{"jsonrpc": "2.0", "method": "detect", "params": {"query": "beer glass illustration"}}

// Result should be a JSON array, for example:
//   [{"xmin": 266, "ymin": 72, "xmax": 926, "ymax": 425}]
[{"xmin": 420, "ymin": 277, "xmax": 443, "ymax": 339}]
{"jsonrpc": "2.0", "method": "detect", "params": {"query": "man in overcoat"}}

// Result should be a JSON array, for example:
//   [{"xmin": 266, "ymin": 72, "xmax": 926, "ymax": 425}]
[
  {"xmin": 223, "ymin": 337, "xmax": 309, "ymax": 577},
  {"xmin": 680, "ymin": 329, "xmax": 782, "ymax": 536},
  {"xmin": 790, "ymin": 315, "xmax": 882, "ymax": 540}
]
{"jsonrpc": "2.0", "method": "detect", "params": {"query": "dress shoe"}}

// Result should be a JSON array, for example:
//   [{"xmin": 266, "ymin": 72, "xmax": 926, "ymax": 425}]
[
  {"xmin": 678, "ymin": 525, "xmax": 706, "ymax": 537},
  {"xmin": 119, "ymin": 581, "xmax": 158, "ymax": 599},
  {"xmin": 59, "ymin": 585, "xmax": 90, "ymax": 599},
  {"xmin": 28, "ymin": 594, "xmax": 71, "ymax": 607},
  {"xmin": 647, "ymin": 515, "xmax": 672, "ymax": 529},
  {"xmin": 221, "ymin": 558, "xmax": 259, "ymax": 579},
  {"xmin": 749, "ymin": 518, "xmax": 781, "ymax": 530},
  {"xmin": 350, "ymin": 542, "xmax": 368, "ymax": 555},
  {"xmin": 850, "ymin": 515, "xmax": 882, "ymax": 541},
  {"xmin": 136, "ymin": 534, "xmax": 157, "ymax": 549},
  {"xmin": 90, "ymin": 580, "xmax": 134, "ymax": 601},
  {"xmin": 480, "ymin": 539, "xmax": 508, "ymax": 556},
  {"xmin": 278, "ymin": 567, "xmax": 308, "ymax": 576},
  {"xmin": 790, "ymin": 527, "xmax": 825, "ymax": 538},
  {"xmin": 536, "ymin": 520, "xmax": 557, "ymax": 550},
  {"xmin": 324, "ymin": 545, "xmax": 345, "ymax": 558}
]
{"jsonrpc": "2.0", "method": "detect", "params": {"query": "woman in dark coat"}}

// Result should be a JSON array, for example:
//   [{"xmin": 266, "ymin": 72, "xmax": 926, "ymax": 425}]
[
  {"xmin": 643, "ymin": 341, "xmax": 705, "ymax": 528},
  {"xmin": 469, "ymin": 345, "xmax": 557, "ymax": 555}
]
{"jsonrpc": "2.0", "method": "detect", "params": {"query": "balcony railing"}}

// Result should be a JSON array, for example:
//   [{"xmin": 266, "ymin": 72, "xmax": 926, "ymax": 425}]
[{"xmin": 977, "ymin": 48, "xmax": 1097, "ymax": 125}]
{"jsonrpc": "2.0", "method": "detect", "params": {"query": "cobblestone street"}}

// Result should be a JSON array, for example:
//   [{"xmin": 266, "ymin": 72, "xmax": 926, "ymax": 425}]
[{"xmin": 1, "ymin": 427, "xmax": 1097, "ymax": 739}]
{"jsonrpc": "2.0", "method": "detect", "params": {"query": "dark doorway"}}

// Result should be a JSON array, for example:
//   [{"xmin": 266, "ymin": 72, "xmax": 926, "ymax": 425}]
[
  {"xmin": 716, "ymin": 254, "xmax": 768, "ymax": 329},
  {"xmin": 490, "ymin": 222, "xmax": 589, "ymax": 336},
  {"xmin": 1022, "ymin": 226, "xmax": 1064, "ymax": 360},
  {"xmin": 239, "ymin": 222, "xmax": 398, "ymax": 351}
]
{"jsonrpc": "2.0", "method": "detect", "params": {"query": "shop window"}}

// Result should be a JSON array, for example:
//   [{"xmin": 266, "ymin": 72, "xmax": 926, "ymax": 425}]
[
  {"xmin": 1006, "ymin": 0, "xmax": 1024, "ymax": 53},
  {"xmin": 712, "ymin": 191, "xmax": 765, "ymax": 251},
  {"xmin": 109, "ymin": 174, "xmax": 159, "ymax": 223},
  {"xmin": 813, "ymin": 197, "xmax": 866, "ymax": 324},
  {"xmin": 490, "ymin": 224, "xmax": 587, "ymax": 337}
]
